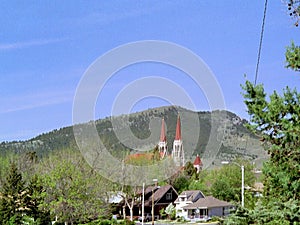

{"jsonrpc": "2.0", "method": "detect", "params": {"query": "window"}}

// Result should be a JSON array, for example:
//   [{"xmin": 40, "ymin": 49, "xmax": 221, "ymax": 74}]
[{"xmin": 166, "ymin": 192, "xmax": 172, "ymax": 200}]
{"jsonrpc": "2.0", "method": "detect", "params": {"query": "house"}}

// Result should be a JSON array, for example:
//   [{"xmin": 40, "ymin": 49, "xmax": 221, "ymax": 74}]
[
  {"xmin": 183, "ymin": 196, "xmax": 233, "ymax": 220},
  {"xmin": 143, "ymin": 184, "xmax": 178, "ymax": 216},
  {"xmin": 174, "ymin": 190, "xmax": 205, "ymax": 218},
  {"xmin": 118, "ymin": 184, "xmax": 178, "ymax": 219}
]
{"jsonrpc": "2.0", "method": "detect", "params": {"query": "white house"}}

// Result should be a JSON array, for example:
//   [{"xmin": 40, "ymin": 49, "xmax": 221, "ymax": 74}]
[
  {"xmin": 183, "ymin": 196, "xmax": 233, "ymax": 221},
  {"xmin": 174, "ymin": 190, "xmax": 205, "ymax": 219}
]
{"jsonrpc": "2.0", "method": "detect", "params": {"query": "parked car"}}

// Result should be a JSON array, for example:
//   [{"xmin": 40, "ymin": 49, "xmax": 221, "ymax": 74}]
[{"xmin": 138, "ymin": 213, "xmax": 153, "ymax": 222}]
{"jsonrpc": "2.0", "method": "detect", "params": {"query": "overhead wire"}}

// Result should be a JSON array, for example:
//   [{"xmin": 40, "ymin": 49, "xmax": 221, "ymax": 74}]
[{"xmin": 254, "ymin": 0, "xmax": 268, "ymax": 86}]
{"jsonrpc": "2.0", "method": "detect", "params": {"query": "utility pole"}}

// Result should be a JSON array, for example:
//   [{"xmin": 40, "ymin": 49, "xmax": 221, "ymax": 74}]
[
  {"xmin": 152, "ymin": 187, "xmax": 154, "ymax": 225},
  {"xmin": 221, "ymin": 161, "xmax": 245, "ymax": 207},
  {"xmin": 241, "ymin": 165, "xmax": 245, "ymax": 207},
  {"xmin": 142, "ymin": 183, "xmax": 145, "ymax": 225},
  {"xmin": 152, "ymin": 179, "xmax": 157, "ymax": 225}
]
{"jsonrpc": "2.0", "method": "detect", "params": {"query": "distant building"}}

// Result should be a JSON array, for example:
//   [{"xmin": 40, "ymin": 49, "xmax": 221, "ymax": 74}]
[
  {"xmin": 174, "ymin": 190, "xmax": 205, "ymax": 218},
  {"xmin": 127, "ymin": 114, "xmax": 203, "ymax": 169},
  {"xmin": 158, "ymin": 117, "xmax": 168, "ymax": 159},
  {"xmin": 193, "ymin": 154, "xmax": 203, "ymax": 173},
  {"xmin": 182, "ymin": 196, "xmax": 233, "ymax": 220},
  {"xmin": 175, "ymin": 190, "xmax": 233, "ymax": 221},
  {"xmin": 172, "ymin": 115, "xmax": 185, "ymax": 167}
]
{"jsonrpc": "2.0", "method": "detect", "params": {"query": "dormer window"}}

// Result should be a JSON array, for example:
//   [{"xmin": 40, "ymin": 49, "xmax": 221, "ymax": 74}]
[{"xmin": 166, "ymin": 192, "xmax": 172, "ymax": 200}]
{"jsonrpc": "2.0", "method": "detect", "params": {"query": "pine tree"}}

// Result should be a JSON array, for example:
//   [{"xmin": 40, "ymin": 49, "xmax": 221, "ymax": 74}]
[{"xmin": 0, "ymin": 162, "xmax": 27, "ymax": 224}]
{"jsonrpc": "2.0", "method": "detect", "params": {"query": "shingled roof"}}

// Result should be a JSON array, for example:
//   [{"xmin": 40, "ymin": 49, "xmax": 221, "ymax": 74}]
[
  {"xmin": 144, "ymin": 185, "xmax": 177, "ymax": 206},
  {"xmin": 174, "ymin": 190, "xmax": 205, "ymax": 203},
  {"xmin": 183, "ymin": 196, "xmax": 232, "ymax": 209}
]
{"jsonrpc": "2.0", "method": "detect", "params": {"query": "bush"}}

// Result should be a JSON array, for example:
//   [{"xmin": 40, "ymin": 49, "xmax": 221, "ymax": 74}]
[
  {"xmin": 176, "ymin": 216, "xmax": 187, "ymax": 222},
  {"xmin": 100, "ymin": 220, "xmax": 112, "ymax": 225},
  {"xmin": 118, "ymin": 219, "xmax": 135, "ymax": 225}
]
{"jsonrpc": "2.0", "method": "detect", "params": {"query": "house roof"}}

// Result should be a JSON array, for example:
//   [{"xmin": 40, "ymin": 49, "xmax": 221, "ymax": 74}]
[
  {"xmin": 124, "ymin": 153, "xmax": 153, "ymax": 163},
  {"xmin": 174, "ymin": 190, "xmax": 205, "ymax": 203},
  {"xmin": 252, "ymin": 182, "xmax": 264, "ymax": 192},
  {"xmin": 144, "ymin": 185, "xmax": 178, "ymax": 206},
  {"xmin": 183, "ymin": 196, "xmax": 232, "ymax": 209},
  {"xmin": 193, "ymin": 154, "xmax": 203, "ymax": 166}
]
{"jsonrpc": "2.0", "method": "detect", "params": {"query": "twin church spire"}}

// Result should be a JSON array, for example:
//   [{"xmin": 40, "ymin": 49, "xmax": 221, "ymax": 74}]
[{"xmin": 158, "ymin": 115, "xmax": 185, "ymax": 166}]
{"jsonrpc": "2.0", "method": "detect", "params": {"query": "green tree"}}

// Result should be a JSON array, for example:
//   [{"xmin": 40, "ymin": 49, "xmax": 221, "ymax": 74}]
[
  {"xmin": 165, "ymin": 203, "xmax": 176, "ymax": 220},
  {"xmin": 183, "ymin": 161, "xmax": 197, "ymax": 178},
  {"xmin": 188, "ymin": 170, "xmax": 212, "ymax": 195},
  {"xmin": 210, "ymin": 160, "xmax": 255, "ymax": 206},
  {"xmin": 286, "ymin": 41, "xmax": 300, "ymax": 71},
  {"xmin": 226, "ymin": 9, "xmax": 300, "ymax": 220},
  {"xmin": 235, "ymin": 81, "xmax": 300, "ymax": 223},
  {"xmin": 0, "ymin": 162, "xmax": 26, "ymax": 224},
  {"xmin": 171, "ymin": 174, "xmax": 190, "ymax": 193},
  {"xmin": 39, "ymin": 150, "xmax": 110, "ymax": 224},
  {"xmin": 26, "ymin": 175, "xmax": 50, "ymax": 224},
  {"xmin": 243, "ymin": 81, "xmax": 300, "ymax": 202}
]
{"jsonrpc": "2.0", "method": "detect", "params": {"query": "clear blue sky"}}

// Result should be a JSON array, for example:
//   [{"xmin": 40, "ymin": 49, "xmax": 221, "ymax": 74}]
[{"xmin": 1, "ymin": 1, "xmax": 299, "ymax": 141}]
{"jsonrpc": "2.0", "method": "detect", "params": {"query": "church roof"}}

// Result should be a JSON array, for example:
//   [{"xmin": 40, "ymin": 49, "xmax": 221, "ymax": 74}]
[
  {"xmin": 160, "ymin": 118, "xmax": 166, "ymax": 142},
  {"xmin": 175, "ymin": 115, "xmax": 181, "ymax": 140},
  {"xmin": 193, "ymin": 154, "xmax": 203, "ymax": 166}
]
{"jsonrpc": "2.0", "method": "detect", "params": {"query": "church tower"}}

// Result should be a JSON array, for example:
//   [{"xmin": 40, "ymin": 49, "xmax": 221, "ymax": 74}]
[
  {"xmin": 193, "ymin": 154, "xmax": 203, "ymax": 173},
  {"xmin": 172, "ymin": 115, "xmax": 185, "ymax": 166},
  {"xmin": 158, "ymin": 118, "xmax": 168, "ymax": 158}
]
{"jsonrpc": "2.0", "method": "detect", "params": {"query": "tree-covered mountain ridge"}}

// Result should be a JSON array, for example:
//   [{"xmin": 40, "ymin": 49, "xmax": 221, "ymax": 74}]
[{"xmin": 0, "ymin": 106, "xmax": 268, "ymax": 167}]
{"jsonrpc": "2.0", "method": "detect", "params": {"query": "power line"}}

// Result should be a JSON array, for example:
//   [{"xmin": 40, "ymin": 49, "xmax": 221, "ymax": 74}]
[{"xmin": 254, "ymin": 0, "xmax": 268, "ymax": 86}]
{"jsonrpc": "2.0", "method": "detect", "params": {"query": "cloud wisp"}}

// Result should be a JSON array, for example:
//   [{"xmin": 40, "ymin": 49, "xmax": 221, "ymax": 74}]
[
  {"xmin": 0, "ymin": 38, "xmax": 68, "ymax": 51},
  {"xmin": 0, "ymin": 90, "xmax": 74, "ymax": 114}
]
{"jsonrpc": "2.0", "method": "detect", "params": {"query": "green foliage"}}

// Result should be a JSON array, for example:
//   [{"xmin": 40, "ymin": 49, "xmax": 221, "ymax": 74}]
[
  {"xmin": 0, "ymin": 163, "xmax": 26, "ymax": 224},
  {"xmin": 159, "ymin": 208, "xmax": 167, "ymax": 219},
  {"xmin": 188, "ymin": 170, "xmax": 213, "ymax": 195},
  {"xmin": 286, "ymin": 41, "xmax": 300, "ymax": 72},
  {"xmin": 118, "ymin": 219, "xmax": 135, "ymax": 225},
  {"xmin": 171, "ymin": 174, "xmax": 190, "ymax": 193},
  {"xmin": 242, "ymin": 81, "xmax": 300, "ymax": 202},
  {"xmin": 225, "ymin": 199, "xmax": 300, "ymax": 225},
  {"xmin": 238, "ymin": 80, "xmax": 300, "ymax": 223},
  {"xmin": 211, "ymin": 160, "xmax": 255, "ymax": 205},
  {"xmin": 165, "ymin": 203, "xmax": 176, "ymax": 220},
  {"xmin": 39, "ymin": 150, "xmax": 112, "ymax": 224},
  {"xmin": 183, "ymin": 161, "xmax": 197, "ymax": 178},
  {"xmin": 0, "ymin": 161, "xmax": 51, "ymax": 225}
]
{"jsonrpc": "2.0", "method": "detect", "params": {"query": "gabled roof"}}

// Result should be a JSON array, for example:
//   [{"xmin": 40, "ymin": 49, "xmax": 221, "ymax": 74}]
[
  {"xmin": 193, "ymin": 154, "xmax": 203, "ymax": 166},
  {"xmin": 144, "ymin": 185, "xmax": 178, "ymax": 206},
  {"xmin": 174, "ymin": 190, "xmax": 205, "ymax": 203},
  {"xmin": 183, "ymin": 196, "xmax": 232, "ymax": 209}
]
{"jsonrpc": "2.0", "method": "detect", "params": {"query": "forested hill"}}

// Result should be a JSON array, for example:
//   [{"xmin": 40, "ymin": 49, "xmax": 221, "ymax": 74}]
[{"xmin": 0, "ymin": 106, "xmax": 268, "ymax": 166}]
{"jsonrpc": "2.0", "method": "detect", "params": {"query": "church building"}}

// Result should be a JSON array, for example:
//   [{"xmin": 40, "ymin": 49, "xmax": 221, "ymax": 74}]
[{"xmin": 158, "ymin": 115, "xmax": 201, "ymax": 168}]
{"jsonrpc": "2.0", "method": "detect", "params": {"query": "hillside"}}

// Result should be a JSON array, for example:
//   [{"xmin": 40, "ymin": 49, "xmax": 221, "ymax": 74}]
[{"xmin": 0, "ymin": 106, "xmax": 268, "ymax": 168}]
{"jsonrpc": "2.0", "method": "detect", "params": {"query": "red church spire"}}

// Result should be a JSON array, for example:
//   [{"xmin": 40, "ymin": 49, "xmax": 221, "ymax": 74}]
[
  {"xmin": 193, "ymin": 154, "xmax": 203, "ymax": 166},
  {"xmin": 175, "ymin": 115, "xmax": 181, "ymax": 140},
  {"xmin": 160, "ymin": 118, "xmax": 166, "ymax": 142}
]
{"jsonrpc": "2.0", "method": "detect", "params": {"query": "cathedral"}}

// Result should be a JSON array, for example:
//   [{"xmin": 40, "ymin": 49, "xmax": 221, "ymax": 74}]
[
  {"xmin": 126, "ymin": 114, "xmax": 203, "ymax": 171},
  {"xmin": 158, "ymin": 115, "xmax": 203, "ymax": 171}
]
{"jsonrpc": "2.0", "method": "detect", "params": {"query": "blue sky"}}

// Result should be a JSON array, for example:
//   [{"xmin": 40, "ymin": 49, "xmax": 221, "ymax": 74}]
[{"xmin": 1, "ymin": 1, "xmax": 299, "ymax": 141}]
